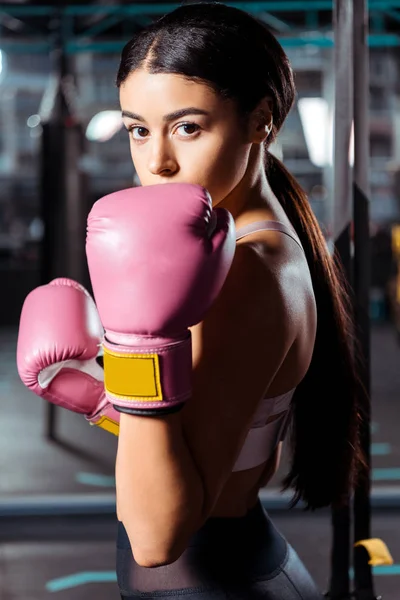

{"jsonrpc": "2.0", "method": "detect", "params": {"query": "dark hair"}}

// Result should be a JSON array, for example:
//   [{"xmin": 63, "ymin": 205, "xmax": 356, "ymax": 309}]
[{"xmin": 116, "ymin": 2, "xmax": 365, "ymax": 509}]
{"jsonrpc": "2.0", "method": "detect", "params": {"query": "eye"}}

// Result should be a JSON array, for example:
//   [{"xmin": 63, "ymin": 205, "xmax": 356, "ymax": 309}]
[
  {"xmin": 175, "ymin": 123, "xmax": 200, "ymax": 137},
  {"xmin": 129, "ymin": 126, "xmax": 149, "ymax": 140}
]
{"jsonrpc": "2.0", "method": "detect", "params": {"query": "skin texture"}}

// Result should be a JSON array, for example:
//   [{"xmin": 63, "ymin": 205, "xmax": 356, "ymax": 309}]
[{"xmin": 116, "ymin": 69, "xmax": 317, "ymax": 567}]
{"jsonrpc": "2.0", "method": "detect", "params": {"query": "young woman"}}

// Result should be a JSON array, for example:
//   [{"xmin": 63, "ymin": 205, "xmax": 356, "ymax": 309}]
[{"xmin": 112, "ymin": 2, "xmax": 364, "ymax": 599}]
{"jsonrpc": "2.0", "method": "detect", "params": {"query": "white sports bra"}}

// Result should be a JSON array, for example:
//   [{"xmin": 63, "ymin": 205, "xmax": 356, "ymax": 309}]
[{"xmin": 231, "ymin": 220, "xmax": 303, "ymax": 472}]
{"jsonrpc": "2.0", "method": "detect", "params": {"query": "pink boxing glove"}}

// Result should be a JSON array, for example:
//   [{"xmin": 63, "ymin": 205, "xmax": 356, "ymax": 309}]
[
  {"xmin": 86, "ymin": 183, "xmax": 235, "ymax": 416},
  {"xmin": 17, "ymin": 278, "xmax": 120, "ymax": 435}
]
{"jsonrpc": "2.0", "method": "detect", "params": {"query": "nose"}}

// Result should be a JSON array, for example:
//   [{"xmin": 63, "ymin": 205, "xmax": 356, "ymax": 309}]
[{"xmin": 147, "ymin": 135, "xmax": 178, "ymax": 177}]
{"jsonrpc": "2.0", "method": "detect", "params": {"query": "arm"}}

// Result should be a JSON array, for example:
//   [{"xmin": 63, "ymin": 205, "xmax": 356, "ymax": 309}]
[
  {"xmin": 116, "ymin": 245, "xmax": 295, "ymax": 567},
  {"xmin": 116, "ymin": 410, "xmax": 203, "ymax": 566}
]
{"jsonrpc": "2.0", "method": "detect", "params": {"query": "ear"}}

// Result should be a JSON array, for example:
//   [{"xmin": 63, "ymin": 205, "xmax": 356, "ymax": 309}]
[{"xmin": 248, "ymin": 97, "xmax": 274, "ymax": 144}]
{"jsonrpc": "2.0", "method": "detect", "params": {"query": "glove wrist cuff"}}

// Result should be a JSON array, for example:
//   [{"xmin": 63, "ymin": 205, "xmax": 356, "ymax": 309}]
[
  {"xmin": 102, "ymin": 333, "xmax": 192, "ymax": 412},
  {"xmin": 86, "ymin": 394, "xmax": 121, "ymax": 436}
]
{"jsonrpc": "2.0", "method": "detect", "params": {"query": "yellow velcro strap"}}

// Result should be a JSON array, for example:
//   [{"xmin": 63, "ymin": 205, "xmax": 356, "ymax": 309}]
[
  {"xmin": 103, "ymin": 347, "xmax": 162, "ymax": 401},
  {"xmin": 94, "ymin": 415, "xmax": 120, "ymax": 436},
  {"xmin": 354, "ymin": 538, "xmax": 393, "ymax": 566}
]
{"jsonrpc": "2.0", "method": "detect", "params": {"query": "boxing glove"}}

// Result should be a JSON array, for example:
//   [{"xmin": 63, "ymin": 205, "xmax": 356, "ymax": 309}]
[
  {"xmin": 17, "ymin": 278, "xmax": 120, "ymax": 435},
  {"xmin": 86, "ymin": 183, "xmax": 236, "ymax": 416}
]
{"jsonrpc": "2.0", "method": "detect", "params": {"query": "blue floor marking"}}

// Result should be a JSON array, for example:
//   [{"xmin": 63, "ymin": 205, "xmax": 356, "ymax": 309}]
[
  {"xmin": 372, "ymin": 468, "xmax": 400, "ymax": 481},
  {"xmin": 373, "ymin": 565, "xmax": 400, "ymax": 576},
  {"xmin": 371, "ymin": 443, "xmax": 391, "ymax": 456},
  {"xmin": 46, "ymin": 571, "xmax": 117, "ymax": 591},
  {"xmin": 350, "ymin": 565, "xmax": 400, "ymax": 577},
  {"xmin": 76, "ymin": 472, "xmax": 116, "ymax": 487}
]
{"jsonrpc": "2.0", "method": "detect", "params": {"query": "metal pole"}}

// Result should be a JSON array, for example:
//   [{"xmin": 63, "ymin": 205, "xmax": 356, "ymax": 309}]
[
  {"xmin": 40, "ymin": 10, "xmax": 73, "ymax": 440},
  {"xmin": 40, "ymin": 46, "xmax": 67, "ymax": 441},
  {"xmin": 328, "ymin": 1, "xmax": 354, "ymax": 598},
  {"xmin": 352, "ymin": 1, "xmax": 376, "ymax": 598},
  {"xmin": 328, "ymin": 505, "xmax": 352, "ymax": 599},
  {"xmin": 333, "ymin": 0, "xmax": 353, "ymax": 264}
]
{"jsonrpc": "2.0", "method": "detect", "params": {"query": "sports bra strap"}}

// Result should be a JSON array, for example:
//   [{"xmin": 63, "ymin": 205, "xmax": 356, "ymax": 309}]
[{"xmin": 235, "ymin": 220, "xmax": 303, "ymax": 252}]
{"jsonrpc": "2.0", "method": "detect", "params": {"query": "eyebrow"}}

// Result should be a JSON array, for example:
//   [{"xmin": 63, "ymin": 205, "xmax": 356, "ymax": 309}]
[{"xmin": 121, "ymin": 107, "xmax": 210, "ymax": 123}]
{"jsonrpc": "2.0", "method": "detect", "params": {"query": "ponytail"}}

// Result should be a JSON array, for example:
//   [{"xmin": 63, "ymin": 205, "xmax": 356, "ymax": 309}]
[{"xmin": 266, "ymin": 151, "xmax": 366, "ymax": 509}]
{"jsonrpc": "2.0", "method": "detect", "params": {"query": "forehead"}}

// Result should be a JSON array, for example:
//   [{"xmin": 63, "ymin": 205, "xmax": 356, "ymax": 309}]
[{"xmin": 119, "ymin": 69, "xmax": 222, "ymax": 114}]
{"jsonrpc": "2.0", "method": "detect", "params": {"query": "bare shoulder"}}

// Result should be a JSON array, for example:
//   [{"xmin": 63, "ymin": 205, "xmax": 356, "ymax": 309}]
[
  {"xmin": 191, "ymin": 239, "xmax": 297, "ymax": 363},
  {"xmin": 233, "ymin": 231, "xmax": 313, "ymax": 330},
  {"xmin": 236, "ymin": 230, "xmax": 317, "ymax": 391}
]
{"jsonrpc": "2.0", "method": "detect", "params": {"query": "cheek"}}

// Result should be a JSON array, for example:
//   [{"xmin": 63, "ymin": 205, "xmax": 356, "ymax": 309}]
[
  {"xmin": 195, "ymin": 138, "xmax": 250, "ymax": 202},
  {"xmin": 128, "ymin": 143, "xmax": 150, "ymax": 184}
]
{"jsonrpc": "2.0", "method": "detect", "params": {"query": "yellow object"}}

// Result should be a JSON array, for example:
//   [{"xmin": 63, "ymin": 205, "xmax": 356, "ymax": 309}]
[
  {"xmin": 95, "ymin": 415, "xmax": 120, "ymax": 436},
  {"xmin": 354, "ymin": 538, "xmax": 393, "ymax": 566},
  {"xmin": 103, "ymin": 347, "xmax": 162, "ymax": 401},
  {"xmin": 391, "ymin": 225, "xmax": 400, "ymax": 257}
]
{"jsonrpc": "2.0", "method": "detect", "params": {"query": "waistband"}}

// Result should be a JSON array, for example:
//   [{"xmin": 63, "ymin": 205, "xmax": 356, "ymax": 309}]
[{"xmin": 188, "ymin": 500, "xmax": 279, "ymax": 547}]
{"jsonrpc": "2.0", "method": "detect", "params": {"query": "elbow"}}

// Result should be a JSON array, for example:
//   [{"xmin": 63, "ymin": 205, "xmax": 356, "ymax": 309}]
[
  {"xmin": 119, "ymin": 474, "xmax": 207, "ymax": 568},
  {"xmin": 121, "ymin": 514, "xmax": 192, "ymax": 569},
  {"xmin": 132, "ymin": 547, "xmax": 184, "ymax": 569},
  {"xmin": 131, "ymin": 538, "xmax": 186, "ymax": 568}
]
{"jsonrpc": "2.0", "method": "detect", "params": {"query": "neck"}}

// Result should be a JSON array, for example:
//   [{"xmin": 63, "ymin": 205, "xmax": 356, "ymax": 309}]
[{"xmin": 217, "ymin": 145, "xmax": 276, "ymax": 227}]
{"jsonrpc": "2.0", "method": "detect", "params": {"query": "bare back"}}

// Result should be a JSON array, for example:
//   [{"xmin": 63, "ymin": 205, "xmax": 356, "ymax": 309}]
[{"xmin": 187, "ymin": 212, "xmax": 317, "ymax": 518}]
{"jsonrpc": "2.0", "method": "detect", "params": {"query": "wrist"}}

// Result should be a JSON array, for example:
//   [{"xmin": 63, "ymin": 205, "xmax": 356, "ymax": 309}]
[{"xmin": 102, "ymin": 332, "xmax": 192, "ymax": 413}]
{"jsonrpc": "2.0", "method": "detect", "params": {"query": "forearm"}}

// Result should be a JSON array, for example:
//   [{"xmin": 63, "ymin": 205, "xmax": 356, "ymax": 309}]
[{"xmin": 116, "ymin": 410, "xmax": 206, "ymax": 567}]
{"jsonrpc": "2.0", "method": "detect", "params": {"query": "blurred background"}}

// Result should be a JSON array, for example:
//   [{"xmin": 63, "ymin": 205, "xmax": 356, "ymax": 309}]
[{"xmin": 1, "ymin": 1, "xmax": 400, "ymax": 599}]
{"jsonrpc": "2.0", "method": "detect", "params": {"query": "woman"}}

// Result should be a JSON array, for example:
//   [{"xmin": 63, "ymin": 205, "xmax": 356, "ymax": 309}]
[{"xmin": 111, "ymin": 3, "xmax": 364, "ymax": 598}]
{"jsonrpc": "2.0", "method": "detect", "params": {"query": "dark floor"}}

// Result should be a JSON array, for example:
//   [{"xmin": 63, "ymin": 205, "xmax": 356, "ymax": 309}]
[
  {"xmin": 1, "ymin": 510, "xmax": 399, "ymax": 599},
  {"xmin": 2, "ymin": 323, "xmax": 400, "ymax": 598}
]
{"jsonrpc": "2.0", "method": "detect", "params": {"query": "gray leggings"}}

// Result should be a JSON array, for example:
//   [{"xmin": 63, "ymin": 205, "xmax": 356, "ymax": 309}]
[{"xmin": 117, "ymin": 501, "xmax": 323, "ymax": 599}]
